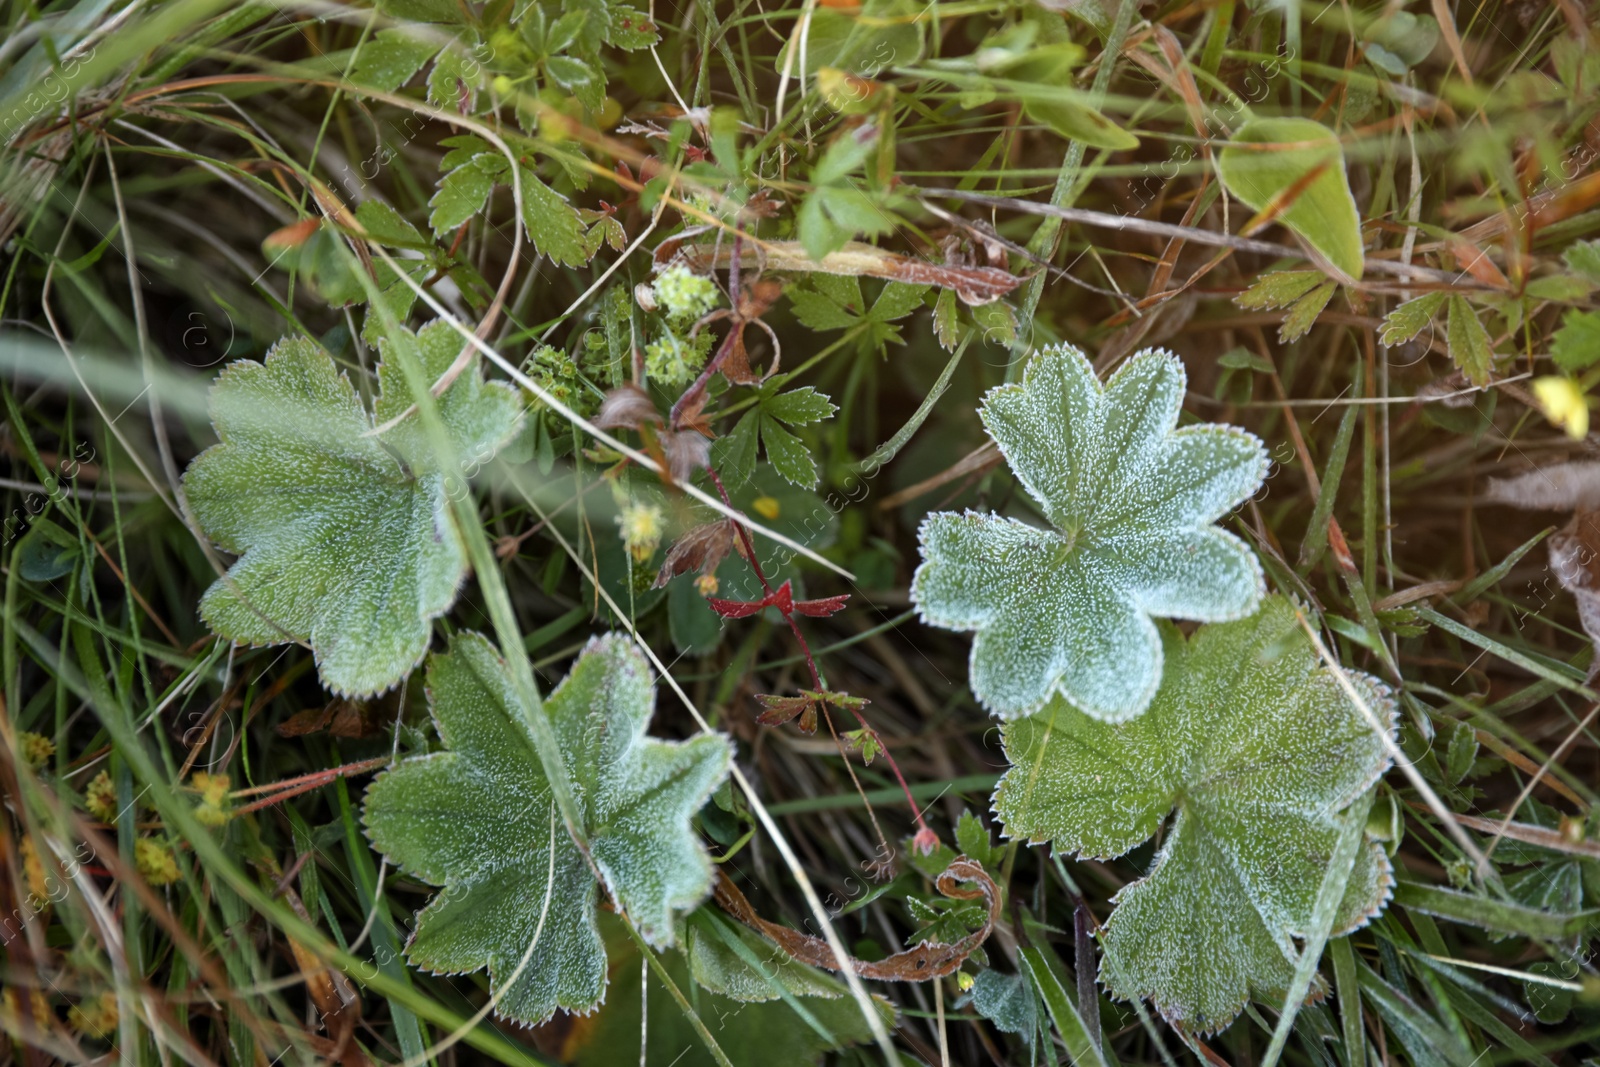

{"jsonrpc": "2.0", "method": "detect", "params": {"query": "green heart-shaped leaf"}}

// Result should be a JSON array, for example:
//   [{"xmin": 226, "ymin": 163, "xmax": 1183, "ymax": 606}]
[{"xmin": 1219, "ymin": 118, "xmax": 1365, "ymax": 281}]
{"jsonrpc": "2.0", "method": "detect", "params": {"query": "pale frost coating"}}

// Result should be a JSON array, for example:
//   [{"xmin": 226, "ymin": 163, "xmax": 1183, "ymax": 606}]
[
  {"xmin": 361, "ymin": 632, "xmax": 732, "ymax": 1025},
  {"xmin": 993, "ymin": 596, "xmax": 1396, "ymax": 1032},
  {"xmin": 912, "ymin": 345, "xmax": 1268, "ymax": 721},
  {"xmin": 183, "ymin": 323, "xmax": 523, "ymax": 697}
]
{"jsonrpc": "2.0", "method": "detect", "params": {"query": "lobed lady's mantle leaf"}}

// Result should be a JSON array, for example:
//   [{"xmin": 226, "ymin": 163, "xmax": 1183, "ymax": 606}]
[
  {"xmin": 183, "ymin": 324, "xmax": 523, "ymax": 697},
  {"xmin": 362, "ymin": 632, "xmax": 732, "ymax": 1025},
  {"xmin": 912, "ymin": 345, "xmax": 1267, "ymax": 721},
  {"xmin": 993, "ymin": 597, "xmax": 1396, "ymax": 1032}
]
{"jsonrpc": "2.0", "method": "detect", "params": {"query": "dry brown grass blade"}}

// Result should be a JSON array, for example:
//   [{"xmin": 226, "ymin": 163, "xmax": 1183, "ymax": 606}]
[
  {"xmin": 713, "ymin": 856, "xmax": 999, "ymax": 980},
  {"xmin": 662, "ymin": 238, "xmax": 1024, "ymax": 305}
]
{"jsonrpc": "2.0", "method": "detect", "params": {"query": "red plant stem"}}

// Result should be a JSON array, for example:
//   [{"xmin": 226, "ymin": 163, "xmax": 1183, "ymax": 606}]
[
  {"xmin": 230, "ymin": 756, "xmax": 390, "ymax": 815},
  {"xmin": 705, "ymin": 468, "xmax": 931, "ymax": 836}
]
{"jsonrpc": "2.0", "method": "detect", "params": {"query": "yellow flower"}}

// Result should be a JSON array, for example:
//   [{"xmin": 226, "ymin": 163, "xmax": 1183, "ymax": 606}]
[
  {"xmin": 18, "ymin": 731, "xmax": 54, "ymax": 770},
  {"xmin": 19, "ymin": 835, "xmax": 49, "ymax": 906},
  {"xmin": 191, "ymin": 772, "xmax": 232, "ymax": 827},
  {"xmin": 616, "ymin": 502, "xmax": 664, "ymax": 564},
  {"xmin": 1, "ymin": 987, "xmax": 52, "ymax": 1035},
  {"xmin": 84, "ymin": 770, "xmax": 118, "ymax": 824},
  {"xmin": 695, "ymin": 574, "xmax": 720, "ymax": 597},
  {"xmin": 135, "ymin": 839, "xmax": 181, "ymax": 887},
  {"xmin": 751, "ymin": 496, "xmax": 780, "ymax": 521},
  {"xmin": 1532, "ymin": 375, "xmax": 1589, "ymax": 440},
  {"xmin": 68, "ymin": 991, "xmax": 118, "ymax": 1040}
]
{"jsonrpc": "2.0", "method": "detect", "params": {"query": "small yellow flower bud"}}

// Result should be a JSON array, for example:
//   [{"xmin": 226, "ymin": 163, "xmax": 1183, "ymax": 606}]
[
  {"xmin": 617, "ymin": 502, "xmax": 664, "ymax": 564},
  {"xmin": 191, "ymin": 772, "xmax": 232, "ymax": 827},
  {"xmin": 84, "ymin": 770, "xmax": 118, "ymax": 824},
  {"xmin": 18, "ymin": 731, "xmax": 54, "ymax": 770},
  {"xmin": 1, "ymin": 986, "xmax": 52, "ymax": 1033},
  {"xmin": 68, "ymin": 991, "xmax": 118, "ymax": 1040},
  {"xmin": 135, "ymin": 839, "xmax": 181, "ymax": 887},
  {"xmin": 19, "ymin": 836, "xmax": 49, "ymax": 905}
]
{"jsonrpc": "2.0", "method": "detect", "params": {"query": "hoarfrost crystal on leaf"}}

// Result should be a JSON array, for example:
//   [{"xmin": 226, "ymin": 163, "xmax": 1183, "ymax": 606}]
[
  {"xmin": 912, "ymin": 344, "xmax": 1268, "ymax": 721},
  {"xmin": 183, "ymin": 322, "xmax": 524, "ymax": 697},
  {"xmin": 361, "ymin": 632, "xmax": 732, "ymax": 1025},
  {"xmin": 993, "ymin": 596, "xmax": 1396, "ymax": 1032}
]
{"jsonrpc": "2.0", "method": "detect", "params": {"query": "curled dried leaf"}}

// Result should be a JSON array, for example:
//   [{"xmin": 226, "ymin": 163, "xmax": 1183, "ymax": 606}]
[
  {"xmin": 653, "ymin": 520, "xmax": 737, "ymax": 588},
  {"xmin": 594, "ymin": 382, "xmax": 661, "ymax": 431},
  {"xmin": 715, "ymin": 317, "xmax": 783, "ymax": 386},
  {"xmin": 755, "ymin": 693, "xmax": 818, "ymax": 733},
  {"xmin": 661, "ymin": 429, "xmax": 711, "ymax": 484},
  {"xmin": 713, "ymin": 856, "xmax": 999, "ymax": 981}
]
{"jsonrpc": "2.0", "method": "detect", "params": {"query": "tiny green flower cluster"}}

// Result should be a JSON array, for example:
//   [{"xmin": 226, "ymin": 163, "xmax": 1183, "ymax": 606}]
[
  {"xmin": 525, "ymin": 344, "xmax": 590, "ymax": 416},
  {"xmin": 652, "ymin": 264, "xmax": 720, "ymax": 324},
  {"xmin": 644, "ymin": 330, "xmax": 716, "ymax": 388}
]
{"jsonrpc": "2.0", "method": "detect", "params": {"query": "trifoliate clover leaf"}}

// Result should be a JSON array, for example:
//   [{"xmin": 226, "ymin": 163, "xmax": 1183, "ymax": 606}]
[
  {"xmin": 184, "ymin": 322, "xmax": 523, "ymax": 697},
  {"xmin": 362, "ymin": 632, "xmax": 732, "ymax": 1025},
  {"xmin": 912, "ymin": 345, "xmax": 1267, "ymax": 721},
  {"xmin": 993, "ymin": 596, "xmax": 1396, "ymax": 1033}
]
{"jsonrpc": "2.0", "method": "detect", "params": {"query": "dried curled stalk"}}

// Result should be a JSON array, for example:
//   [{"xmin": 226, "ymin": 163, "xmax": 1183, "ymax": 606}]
[{"xmin": 713, "ymin": 856, "xmax": 999, "ymax": 981}]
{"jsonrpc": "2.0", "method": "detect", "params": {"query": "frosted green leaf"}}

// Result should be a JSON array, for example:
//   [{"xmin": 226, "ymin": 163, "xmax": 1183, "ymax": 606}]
[
  {"xmin": 354, "ymin": 200, "xmax": 426, "ymax": 248},
  {"xmin": 993, "ymin": 596, "xmax": 1396, "ymax": 1032},
  {"xmin": 1378, "ymin": 291, "xmax": 1447, "ymax": 346},
  {"xmin": 1218, "ymin": 118, "xmax": 1364, "ymax": 281},
  {"xmin": 1235, "ymin": 269, "xmax": 1325, "ymax": 311},
  {"xmin": 362, "ymin": 632, "xmax": 732, "ymax": 1025},
  {"xmin": 765, "ymin": 386, "xmax": 839, "ymax": 426},
  {"xmin": 183, "ymin": 323, "xmax": 522, "ymax": 696},
  {"xmin": 518, "ymin": 166, "xmax": 589, "ymax": 267},
  {"xmin": 1446, "ymin": 294, "xmax": 1494, "ymax": 386},
  {"xmin": 430, "ymin": 155, "xmax": 496, "ymax": 235},
  {"xmin": 686, "ymin": 910, "xmax": 856, "ymax": 1002},
  {"xmin": 912, "ymin": 344, "xmax": 1267, "ymax": 721},
  {"xmin": 351, "ymin": 28, "xmax": 436, "ymax": 92},
  {"xmin": 1279, "ymin": 280, "xmax": 1337, "ymax": 343},
  {"xmin": 1551, "ymin": 308, "xmax": 1600, "ymax": 373},
  {"xmin": 970, "ymin": 969, "xmax": 1037, "ymax": 1038}
]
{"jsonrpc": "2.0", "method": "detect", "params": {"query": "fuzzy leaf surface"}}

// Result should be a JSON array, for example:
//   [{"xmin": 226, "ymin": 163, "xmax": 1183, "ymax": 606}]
[
  {"xmin": 912, "ymin": 344, "xmax": 1267, "ymax": 721},
  {"xmin": 362, "ymin": 632, "xmax": 732, "ymax": 1024},
  {"xmin": 184, "ymin": 324, "xmax": 522, "ymax": 696},
  {"xmin": 993, "ymin": 596, "xmax": 1396, "ymax": 1032}
]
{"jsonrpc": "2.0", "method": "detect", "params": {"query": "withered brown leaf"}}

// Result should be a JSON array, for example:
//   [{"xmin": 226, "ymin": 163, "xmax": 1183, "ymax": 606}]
[
  {"xmin": 653, "ymin": 520, "xmax": 737, "ymax": 588},
  {"xmin": 713, "ymin": 856, "xmax": 999, "ymax": 981}
]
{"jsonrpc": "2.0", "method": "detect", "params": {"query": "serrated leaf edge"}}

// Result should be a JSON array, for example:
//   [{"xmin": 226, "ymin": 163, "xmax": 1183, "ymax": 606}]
[
  {"xmin": 187, "ymin": 339, "xmax": 523, "ymax": 700},
  {"xmin": 360, "ymin": 631, "xmax": 731, "ymax": 1027}
]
